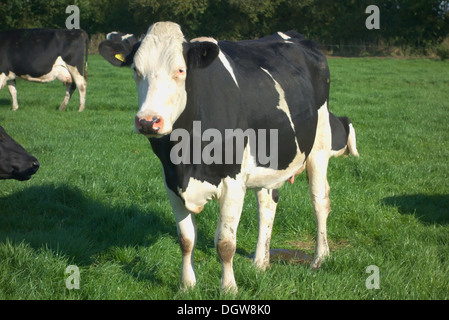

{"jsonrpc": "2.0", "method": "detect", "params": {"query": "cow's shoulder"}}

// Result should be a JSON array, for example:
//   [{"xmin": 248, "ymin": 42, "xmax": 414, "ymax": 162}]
[{"xmin": 149, "ymin": 136, "xmax": 181, "ymax": 196}]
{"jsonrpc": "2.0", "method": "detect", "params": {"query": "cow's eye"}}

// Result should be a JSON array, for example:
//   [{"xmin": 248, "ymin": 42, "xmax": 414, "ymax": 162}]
[{"xmin": 175, "ymin": 68, "xmax": 186, "ymax": 78}]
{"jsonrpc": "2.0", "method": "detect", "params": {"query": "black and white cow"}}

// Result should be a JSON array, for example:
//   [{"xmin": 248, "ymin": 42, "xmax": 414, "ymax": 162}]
[
  {"xmin": 0, "ymin": 126, "xmax": 39, "ymax": 181},
  {"xmin": 0, "ymin": 28, "xmax": 88, "ymax": 112},
  {"xmin": 100, "ymin": 22, "xmax": 359, "ymax": 291}
]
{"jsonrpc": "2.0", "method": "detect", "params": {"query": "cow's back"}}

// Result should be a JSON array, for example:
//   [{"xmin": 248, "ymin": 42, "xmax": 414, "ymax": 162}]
[
  {"xmin": 184, "ymin": 32, "xmax": 330, "ymax": 171},
  {"xmin": 0, "ymin": 29, "xmax": 88, "ymax": 78}
]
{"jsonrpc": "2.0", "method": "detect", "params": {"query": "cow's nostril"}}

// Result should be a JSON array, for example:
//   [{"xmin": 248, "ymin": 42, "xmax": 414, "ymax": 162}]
[
  {"xmin": 32, "ymin": 161, "xmax": 40, "ymax": 170},
  {"xmin": 135, "ymin": 115, "xmax": 164, "ymax": 135}
]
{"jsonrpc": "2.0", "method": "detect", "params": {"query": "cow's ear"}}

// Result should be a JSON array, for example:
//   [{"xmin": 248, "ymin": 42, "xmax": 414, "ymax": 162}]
[
  {"xmin": 99, "ymin": 40, "xmax": 140, "ymax": 67},
  {"xmin": 185, "ymin": 41, "xmax": 219, "ymax": 69}
]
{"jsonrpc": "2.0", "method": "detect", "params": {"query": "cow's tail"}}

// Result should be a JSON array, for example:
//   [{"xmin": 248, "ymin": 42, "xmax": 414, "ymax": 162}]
[
  {"xmin": 83, "ymin": 30, "xmax": 89, "ymax": 81},
  {"xmin": 347, "ymin": 122, "xmax": 359, "ymax": 157}
]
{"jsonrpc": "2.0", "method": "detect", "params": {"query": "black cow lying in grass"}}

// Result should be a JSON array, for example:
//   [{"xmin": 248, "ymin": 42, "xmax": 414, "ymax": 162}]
[{"xmin": 0, "ymin": 126, "xmax": 39, "ymax": 180}]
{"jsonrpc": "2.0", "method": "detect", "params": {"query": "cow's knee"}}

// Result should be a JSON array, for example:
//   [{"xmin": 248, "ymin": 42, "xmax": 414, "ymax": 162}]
[
  {"xmin": 179, "ymin": 233, "xmax": 194, "ymax": 256},
  {"xmin": 311, "ymin": 182, "xmax": 331, "ymax": 217},
  {"xmin": 216, "ymin": 237, "xmax": 237, "ymax": 293},
  {"xmin": 178, "ymin": 232, "xmax": 196, "ymax": 290},
  {"xmin": 216, "ymin": 239, "xmax": 235, "ymax": 264}
]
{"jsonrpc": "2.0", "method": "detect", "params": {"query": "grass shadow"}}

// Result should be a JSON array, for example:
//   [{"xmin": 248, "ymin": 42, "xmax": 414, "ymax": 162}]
[
  {"xmin": 0, "ymin": 98, "xmax": 11, "ymax": 108},
  {"xmin": 382, "ymin": 194, "xmax": 449, "ymax": 225},
  {"xmin": 0, "ymin": 184, "xmax": 177, "ymax": 269}
]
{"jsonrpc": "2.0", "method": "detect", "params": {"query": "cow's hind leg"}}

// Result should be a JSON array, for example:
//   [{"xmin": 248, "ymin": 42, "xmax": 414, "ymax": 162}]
[
  {"xmin": 307, "ymin": 151, "xmax": 331, "ymax": 269},
  {"xmin": 67, "ymin": 65, "xmax": 87, "ymax": 112},
  {"xmin": 216, "ymin": 178, "xmax": 246, "ymax": 292},
  {"xmin": 59, "ymin": 82, "xmax": 76, "ymax": 111},
  {"xmin": 253, "ymin": 188, "xmax": 278, "ymax": 270},
  {"xmin": 7, "ymin": 80, "xmax": 19, "ymax": 111}
]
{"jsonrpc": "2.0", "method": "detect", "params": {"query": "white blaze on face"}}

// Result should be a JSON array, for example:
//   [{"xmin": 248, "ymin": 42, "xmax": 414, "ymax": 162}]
[{"xmin": 133, "ymin": 22, "xmax": 188, "ymax": 135}]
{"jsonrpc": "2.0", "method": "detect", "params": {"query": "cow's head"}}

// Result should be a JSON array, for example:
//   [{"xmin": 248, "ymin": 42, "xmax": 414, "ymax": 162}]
[
  {"xmin": 99, "ymin": 22, "xmax": 219, "ymax": 137},
  {"xmin": 0, "ymin": 126, "xmax": 39, "ymax": 181}
]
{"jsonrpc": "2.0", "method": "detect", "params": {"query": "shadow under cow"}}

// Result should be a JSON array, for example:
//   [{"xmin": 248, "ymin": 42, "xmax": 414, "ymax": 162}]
[{"xmin": 0, "ymin": 184, "xmax": 177, "ymax": 268}]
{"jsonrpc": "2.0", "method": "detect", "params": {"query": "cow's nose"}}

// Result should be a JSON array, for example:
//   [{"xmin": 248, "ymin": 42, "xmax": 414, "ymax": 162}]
[{"xmin": 135, "ymin": 115, "xmax": 164, "ymax": 135}]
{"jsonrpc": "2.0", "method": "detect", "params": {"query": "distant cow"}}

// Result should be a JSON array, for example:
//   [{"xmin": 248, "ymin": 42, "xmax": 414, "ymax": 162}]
[
  {"xmin": 0, "ymin": 126, "xmax": 39, "ymax": 180},
  {"xmin": 0, "ymin": 28, "xmax": 88, "ymax": 112},
  {"xmin": 100, "ymin": 22, "xmax": 359, "ymax": 292}
]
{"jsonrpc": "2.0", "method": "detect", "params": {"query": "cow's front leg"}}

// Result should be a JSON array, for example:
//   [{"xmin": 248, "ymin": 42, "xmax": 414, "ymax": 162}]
[
  {"xmin": 253, "ymin": 188, "xmax": 278, "ymax": 270},
  {"xmin": 216, "ymin": 178, "xmax": 246, "ymax": 293},
  {"xmin": 175, "ymin": 208, "xmax": 197, "ymax": 289},
  {"xmin": 166, "ymin": 188, "xmax": 197, "ymax": 289},
  {"xmin": 7, "ymin": 80, "xmax": 19, "ymax": 111}
]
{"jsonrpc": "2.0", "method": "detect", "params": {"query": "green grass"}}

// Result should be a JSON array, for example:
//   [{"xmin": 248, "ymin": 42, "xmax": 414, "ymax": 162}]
[{"xmin": 0, "ymin": 55, "xmax": 448, "ymax": 299}]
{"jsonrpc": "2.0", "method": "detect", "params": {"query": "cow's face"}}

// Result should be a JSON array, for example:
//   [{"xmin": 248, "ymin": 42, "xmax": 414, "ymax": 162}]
[
  {"xmin": 0, "ymin": 126, "xmax": 39, "ymax": 181},
  {"xmin": 132, "ymin": 23, "xmax": 188, "ymax": 137},
  {"xmin": 99, "ymin": 22, "xmax": 219, "ymax": 138}
]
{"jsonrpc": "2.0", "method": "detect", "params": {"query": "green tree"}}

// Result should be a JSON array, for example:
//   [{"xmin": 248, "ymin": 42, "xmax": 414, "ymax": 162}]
[
  {"xmin": 1, "ymin": 0, "xmax": 448, "ymax": 55},
  {"xmin": 0, "ymin": 0, "xmax": 72, "ymax": 29}
]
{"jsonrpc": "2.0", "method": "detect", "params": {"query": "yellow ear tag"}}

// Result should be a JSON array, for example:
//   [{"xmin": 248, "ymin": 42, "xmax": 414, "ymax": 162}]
[{"xmin": 115, "ymin": 53, "xmax": 126, "ymax": 62}]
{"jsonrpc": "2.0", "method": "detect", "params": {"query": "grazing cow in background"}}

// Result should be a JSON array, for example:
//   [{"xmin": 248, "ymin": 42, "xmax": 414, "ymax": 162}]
[
  {"xmin": 0, "ymin": 28, "xmax": 88, "ymax": 112},
  {"xmin": 0, "ymin": 126, "xmax": 39, "ymax": 181},
  {"xmin": 100, "ymin": 22, "xmax": 359, "ymax": 292}
]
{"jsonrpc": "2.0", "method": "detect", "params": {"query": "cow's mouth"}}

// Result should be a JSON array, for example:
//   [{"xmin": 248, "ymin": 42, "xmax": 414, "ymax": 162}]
[
  {"xmin": 12, "ymin": 173, "xmax": 32, "ymax": 181},
  {"xmin": 11, "ymin": 162, "xmax": 40, "ymax": 181}
]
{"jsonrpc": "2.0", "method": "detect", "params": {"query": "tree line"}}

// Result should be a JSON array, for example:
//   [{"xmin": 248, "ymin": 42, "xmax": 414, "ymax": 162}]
[{"xmin": 1, "ymin": 0, "xmax": 448, "ymax": 55}]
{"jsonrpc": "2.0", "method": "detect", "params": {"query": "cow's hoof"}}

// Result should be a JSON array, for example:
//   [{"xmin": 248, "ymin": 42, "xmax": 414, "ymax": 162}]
[
  {"xmin": 311, "ymin": 255, "xmax": 328, "ymax": 270},
  {"xmin": 180, "ymin": 280, "xmax": 196, "ymax": 292},
  {"xmin": 221, "ymin": 283, "xmax": 238, "ymax": 295}
]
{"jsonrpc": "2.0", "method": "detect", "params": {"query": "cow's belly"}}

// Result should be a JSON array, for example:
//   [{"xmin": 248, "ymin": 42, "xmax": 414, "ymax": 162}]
[
  {"xmin": 18, "ymin": 57, "xmax": 72, "ymax": 84},
  {"xmin": 179, "ymin": 144, "xmax": 306, "ymax": 214},
  {"xmin": 245, "ymin": 153, "xmax": 306, "ymax": 189}
]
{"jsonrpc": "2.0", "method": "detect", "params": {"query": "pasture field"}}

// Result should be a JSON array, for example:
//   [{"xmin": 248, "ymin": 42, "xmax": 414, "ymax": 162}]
[{"xmin": 0, "ymin": 55, "xmax": 448, "ymax": 300}]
